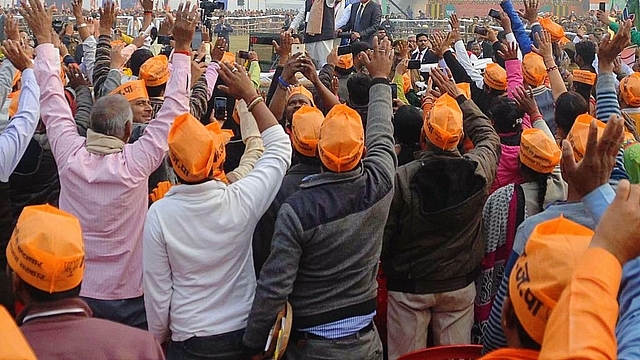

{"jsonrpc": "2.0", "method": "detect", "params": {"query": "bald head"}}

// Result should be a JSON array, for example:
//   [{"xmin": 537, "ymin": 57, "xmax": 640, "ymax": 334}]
[{"xmin": 90, "ymin": 95, "xmax": 134, "ymax": 141}]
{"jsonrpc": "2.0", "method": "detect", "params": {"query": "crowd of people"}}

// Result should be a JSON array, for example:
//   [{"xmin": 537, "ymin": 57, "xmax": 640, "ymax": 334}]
[{"xmin": 2, "ymin": 0, "xmax": 640, "ymax": 359}]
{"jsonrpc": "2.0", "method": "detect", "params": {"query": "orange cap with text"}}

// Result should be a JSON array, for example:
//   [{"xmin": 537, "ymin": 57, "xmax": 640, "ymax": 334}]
[
  {"xmin": 424, "ymin": 94, "xmax": 463, "ymax": 151},
  {"xmin": 110, "ymin": 80, "xmax": 149, "ymax": 102},
  {"xmin": 567, "ymin": 113, "xmax": 606, "ymax": 161},
  {"xmin": 572, "ymin": 69, "xmax": 597, "ymax": 86},
  {"xmin": 140, "ymin": 55, "xmax": 170, "ymax": 87},
  {"xmin": 6, "ymin": 204, "xmax": 84, "ymax": 294},
  {"xmin": 337, "ymin": 54, "xmax": 354, "ymax": 69},
  {"xmin": 318, "ymin": 104, "xmax": 364, "ymax": 172},
  {"xmin": 519, "ymin": 128, "xmax": 561, "ymax": 173},
  {"xmin": 484, "ymin": 63, "xmax": 508, "ymax": 91},
  {"xmin": 291, "ymin": 105, "xmax": 324, "ymax": 157},
  {"xmin": 522, "ymin": 52, "xmax": 547, "ymax": 87},
  {"xmin": 168, "ymin": 113, "xmax": 231, "ymax": 183},
  {"xmin": 539, "ymin": 17, "xmax": 570, "ymax": 44},
  {"xmin": 509, "ymin": 216, "xmax": 593, "ymax": 345},
  {"xmin": 287, "ymin": 85, "xmax": 315, "ymax": 106},
  {"xmin": 620, "ymin": 72, "xmax": 640, "ymax": 107}
]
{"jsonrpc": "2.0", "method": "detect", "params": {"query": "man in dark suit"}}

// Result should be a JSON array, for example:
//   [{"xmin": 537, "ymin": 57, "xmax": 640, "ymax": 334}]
[{"xmin": 337, "ymin": 0, "xmax": 382, "ymax": 45}]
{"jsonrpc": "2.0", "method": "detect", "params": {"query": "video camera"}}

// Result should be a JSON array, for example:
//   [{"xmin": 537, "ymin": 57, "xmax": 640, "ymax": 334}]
[
  {"xmin": 52, "ymin": 19, "xmax": 64, "ymax": 34},
  {"xmin": 200, "ymin": 0, "xmax": 225, "ymax": 14}
]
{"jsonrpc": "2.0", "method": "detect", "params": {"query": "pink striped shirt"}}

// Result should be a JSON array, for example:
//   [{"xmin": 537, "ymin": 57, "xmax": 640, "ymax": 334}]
[{"xmin": 34, "ymin": 44, "xmax": 191, "ymax": 300}]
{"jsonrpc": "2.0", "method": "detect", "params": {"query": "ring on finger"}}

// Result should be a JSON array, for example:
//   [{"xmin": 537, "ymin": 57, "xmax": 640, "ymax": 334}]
[{"xmin": 231, "ymin": 68, "xmax": 238, "ymax": 73}]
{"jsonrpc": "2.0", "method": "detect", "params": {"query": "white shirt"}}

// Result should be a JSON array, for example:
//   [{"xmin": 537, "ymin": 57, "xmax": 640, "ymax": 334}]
[
  {"xmin": 289, "ymin": 0, "xmax": 336, "ymax": 31},
  {"xmin": 0, "ymin": 68, "xmax": 40, "ymax": 182},
  {"xmin": 143, "ymin": 126, "xmax": 292, "ymax": 342}
]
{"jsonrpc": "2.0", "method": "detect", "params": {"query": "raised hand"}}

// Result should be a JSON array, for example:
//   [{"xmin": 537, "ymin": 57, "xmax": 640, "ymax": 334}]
[
  {"xmin": 71, "ymin": 0, "xmax": 83, "ymax": 22},
  {"xmin": 361, "ymin": 36, "xmax": 394, "ymax": 79},
  {"xmin": 65, "ymin": 65, "xmax": 90, "ymax": 89},
  {"xmin": 190, "ymin": 60, "xmax": 207, "ymax": 88},
  {"xmin": 299, "ymin": 55, "xmax": 319, "ymax": 84},
  {"xmin": 280, "ymin": 53, "xmax": 304, "ymax": 84},
  {"xmin": 596, "ymin": 9, "xmax": 609, "ymax": 25},
  {"xmin": 273, "ymin": 31, "xmax": 292, "ymax": 65},
  {"xmin": 512, "ymin": 85, "xmax": 539, "ymax": 116},
  {"xmin": 99, "ymin": 1, "xmax": 117, "ymax": 36},
  {"xmin": 532, "ymin": 30, "xmax": 554, "ymax": 63},
  {"xmin": 110, "ymin": 43, "xmax": 127, "ymax": 69},
  {"xmin": 2, "ymin": 39, "xmax": 33, "ymax": 71},
  {"xmin": 5, "ymin": 14, "xmax": 19, "ymax": 42},
  {"xmin": 18, "ymin": 0, "xmax": 54, "ymax": 44},
  {"xmin": 598, "ymin": 19, "xmax": 632, "ymax": 72},
  {"xmin": 201, "ymin": 26, "xmax": 210, "ymax": 43},
  {"xmin": 449, "ymin": 14, "xmax": 462, "ymax": 43},
  {"xmin": 430, "ymin": 68, "xmax": 462, "ymax": 98},
  {"xmin": 519, "ymin": 0, "xmax": 539, "ymax": 24},
  {"xmin": 498, "ymin": 41, "xmax": 519, "ymax": 61},
  {"xmin": 217, "ymin": 62, "xmax": 258, "ymax": 102},
  {"xmin": 140, "ymin": 0, "xmax": 153, "ymax": 11},
  {"xmin": 498, "ymin": 10, "xmax": 512, "ymax": 33},
  {"xmin": 172, "ymin": 2, "xmax": 198, "ymax": 52},
  {"xmin": 561, "ymin": 114, "xmax": 625, "ymax": 198},
  {"xmin": 429, "ymin": 31, "xmax": 450, "ymax": 59},
  {"xmin": 395, "ymin": 58, "xmax": 408, "ymax": 76},
  {"xmin": 210, "ymin": 37, "xmax": 226, "ymax": 62},
  {"xmin": 395, "ymin": 39, "xmax": 409, "ymax": 59},
  {"xmin": 326, "ymin": 46, "xmax": 339, "ymax": 67}
]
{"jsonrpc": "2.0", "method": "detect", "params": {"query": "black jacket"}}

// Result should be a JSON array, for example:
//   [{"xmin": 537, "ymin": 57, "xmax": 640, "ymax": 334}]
[{"xmin": 340, "ymin": 0, "xmax": 382, "ymax": 45}]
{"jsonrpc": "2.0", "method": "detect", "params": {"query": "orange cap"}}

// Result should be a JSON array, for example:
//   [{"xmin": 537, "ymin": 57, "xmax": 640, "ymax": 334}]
[
  {"xmin": 0, "ymin": 306, "xmax": 37, "ymax": 360},
  {"xmin": 287, "ymin": 85, "xmax": 315, "ymax": 107},
  {"xmin": 539, "ymin": 17, "xmax": 570, "ymax": 44},
  {"xmin": 620, "ymin": 72, "xmax": 640, "ymax": 107},
  {"xmin": 337, "ymin": 54, "xmax": 354, "ymax": 69},
  {"xmin": 424, "ymin": 94, "xmax": 463, "ymax": 151},
  {"xmin": 168, "ymin": 113, "xmax": 231, "ymax": 183},
  {"xmin": 140, "ymin": 55, "xmax": 170, "ymax": 87},
  {"xmin": 8, "ymin": 90, "xmax": 19, "ymax": 118},
  {"xmin": 221, "ymin": 51, "xmax": 236, "ymax": 64},
  {"xmin": 509, "ymin": 216, "xmax": 593, "ymax": 344},
  {"xmin": 291, "ymin": 105, "xmax": 324, "ymax": 157},
  {"xmin": 402, "ymin": 72, "xmax": 412, "ymax": 94},
  {"xmin": 317, "ymin": 104, "xmax": 364, "ymax": 172},
  {"xmin": 110, "ymin": 39, "xmax": 125, "ymax": 47},
  {"xmin": 522, "ymin": 53, "xmax": 547, "ymax": 87},
  {"xmin": 572, "ymin": 69, "xmax": 597, "ymax": 86},
  {"xmin": 110, "ymin": 80, "xmax": 149, "ymax": 102},
  {"xmin": 456, "ymin": 82, "xmax": 471, "ymax": 99},
  {"xmin": 519, "ymin": 128, "xmax": 561, "ymax": 173},
  {"xmin": 6, "ymin": 204, "xmax": 84, "ymax": 294},
  {"xmin": 567, "ymin": 114, "xmax": 606, "ymax": 161},
  {"xmin": 484, "ymin": 63, "xmax": 508, "ymax": 91}
]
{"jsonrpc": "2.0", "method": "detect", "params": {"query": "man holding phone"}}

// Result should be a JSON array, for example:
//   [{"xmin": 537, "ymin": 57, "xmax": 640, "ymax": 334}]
[
  {"xmin": 287, "ymin": 0, "xmax": 336, "ymax": 67},
  {"xmin": 214, "ymin": 15, "xmax": 233, "ymax": 51}
]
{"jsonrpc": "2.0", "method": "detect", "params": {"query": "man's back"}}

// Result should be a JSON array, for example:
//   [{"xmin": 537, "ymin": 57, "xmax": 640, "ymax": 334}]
[{"xmin": 18, "ymin": 298, "xmax": 164, "ymax": 360}]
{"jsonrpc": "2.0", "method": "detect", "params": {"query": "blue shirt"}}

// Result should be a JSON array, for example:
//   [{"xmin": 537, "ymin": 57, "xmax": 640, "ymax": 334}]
[{"xmin": 298, "ymin": 311, "xmax": 375, "ymax": 339}]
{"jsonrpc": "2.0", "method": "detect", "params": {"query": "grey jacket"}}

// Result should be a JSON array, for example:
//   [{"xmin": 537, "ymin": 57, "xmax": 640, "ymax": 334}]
[{"xmin": 243, "ymin": 82, "xmax": 397, "ymax": 350}]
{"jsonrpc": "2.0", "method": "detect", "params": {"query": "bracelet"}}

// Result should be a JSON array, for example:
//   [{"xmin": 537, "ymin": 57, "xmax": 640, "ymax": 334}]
[
  {"xmin": 174, "ymin": 51, "xmax": 190, "ymax": 56},
  {"xmin": 546, "ymin": 65, "xmax": 558, "ymax": 73},
  {"xmin": 247, "ymin": 96, "xmax": 264, "ymax": 112},
  {"xmin": 144, "ymin": 10, "xmax": 153, "ymax": 14},
  {"xmin": 278, "ymin": 76, "xmax": 291, "ymax": 89},
  {"xmin": 77, "ymin": 23, "xmax": 87, "ymax": 29}
]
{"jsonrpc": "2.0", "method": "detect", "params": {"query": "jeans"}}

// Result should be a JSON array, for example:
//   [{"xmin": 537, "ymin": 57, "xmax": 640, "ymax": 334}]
[
  {"xmin": 284, "ymin": 324, "xmax": 384, "ymax": 360},
  {"xmin": 81, "ymin": 295, "xmax": 147, "ymax": 330},
  {"xmin": 167, "ymin": 329, "xmax": 250, "ymax": 360}
]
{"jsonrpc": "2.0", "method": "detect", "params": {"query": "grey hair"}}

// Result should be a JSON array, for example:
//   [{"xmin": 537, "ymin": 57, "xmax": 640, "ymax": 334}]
[{"xmin": 90, "ymin": 95, "xmax": 133, "ymax": 138}]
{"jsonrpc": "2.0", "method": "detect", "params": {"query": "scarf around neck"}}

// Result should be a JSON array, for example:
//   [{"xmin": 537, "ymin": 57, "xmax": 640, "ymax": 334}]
[{"xmin": 85, "ymin": 129, "xmax": 125, "ymax": 155}]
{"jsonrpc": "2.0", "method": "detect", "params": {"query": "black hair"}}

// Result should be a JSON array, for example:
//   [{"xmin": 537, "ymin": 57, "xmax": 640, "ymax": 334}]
[
  {"xmin": 129, "ymin": 49, "xmax": 154, "ymax": 77},
  {"xmin": 347, "ymin": 73, "xmax": 372, "ymax": 106},
  {"xmin": 564, "ymin": 47, "xmax": 575, "ymax": 63},
  {"xmin": 393, "ymin": 105, "xmax": 423, "ymax": 166},
  {"xmin": 520, "ymin": 160, "xmax": 550, "ymax": 213},
  {"xmin": 575, "ymin": 41, "xmax": 596, "ymax": 66},
  {"xmin": 351, "ymin": 41, "xmax": 371, "ymax": 58},
  {"xmin": 554, "ymin": 91, "xmax": 589, "ymax": 135},
  {"xmin": 515, "ymin": 316, "xmax": 542, "ymax": 350},
  {"xmin": 294, "ymin": 151, "xmax": 322, "ymax": 166},
  {"xmin": 487, "ymin": 97, "xmax": 525, "ymax": 140},
  {"xmin": 416, "ymin": 33, "xmax": 428, "ymax": 40},
  {"xmin": 23, "ymin": 281, "xmax": 81, "ymax": 302},
  {"xmin": 573, "ymin": 82, "xmax": 593, "ymax": 106},
  {"xmin": 146, "ymin": 84, "xmax": 166, "ymax": 98}
]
